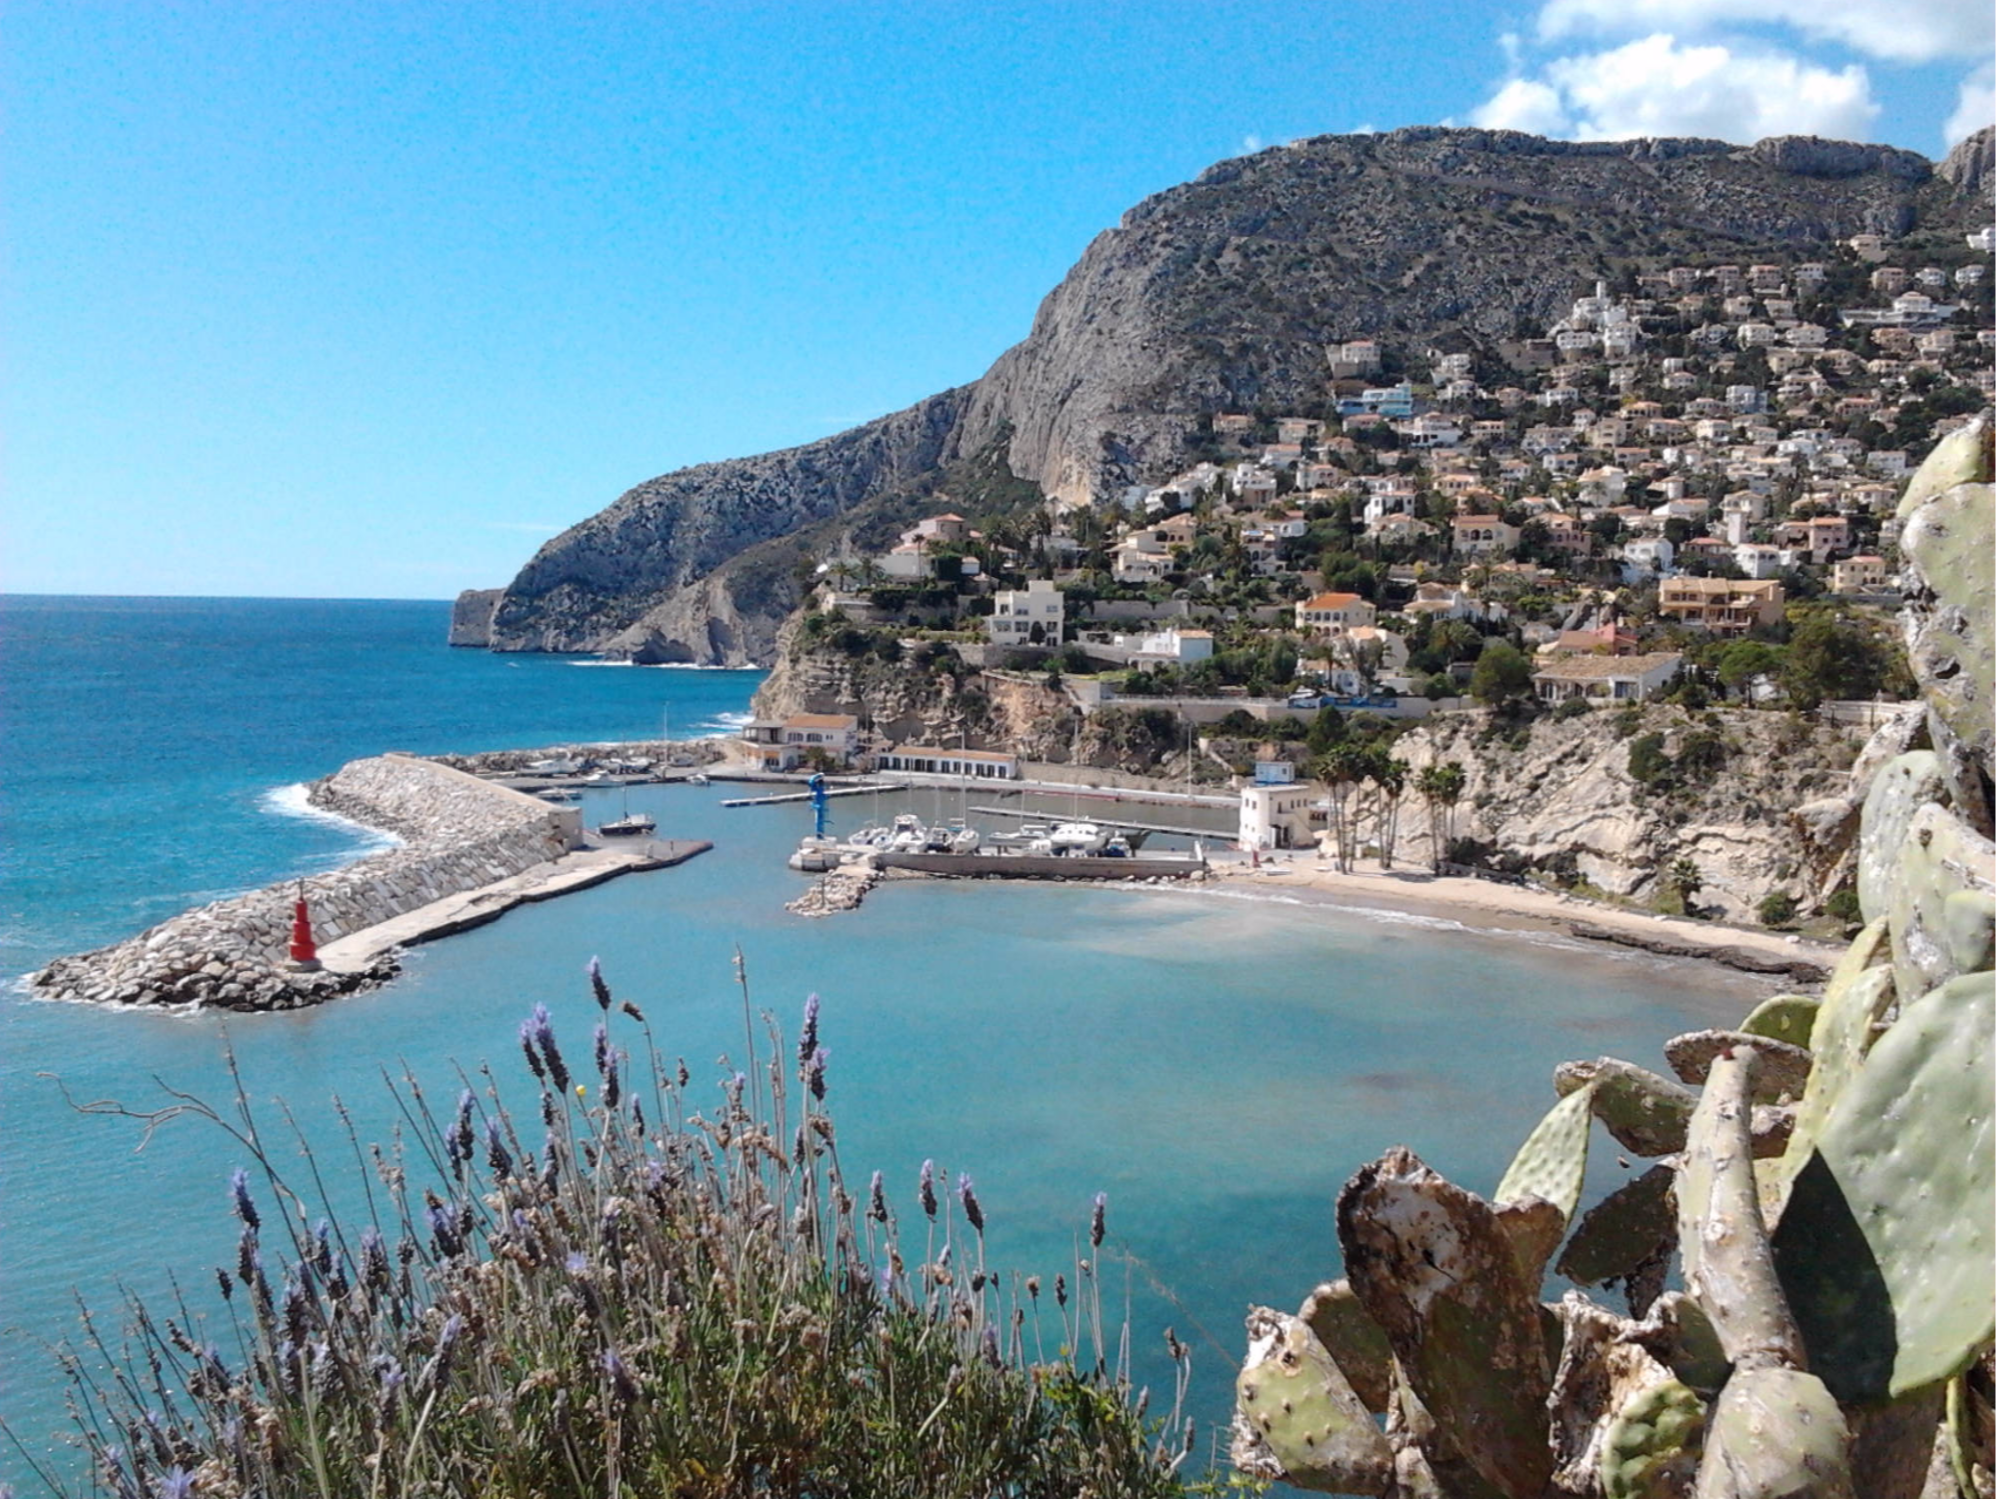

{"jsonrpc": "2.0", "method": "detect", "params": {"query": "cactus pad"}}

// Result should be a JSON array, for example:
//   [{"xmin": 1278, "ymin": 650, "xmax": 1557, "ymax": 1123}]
[
  {"xmin": 1857, "ymin": 751, "xmax": 1949, "ymax": 924},
  {"xmin": 1739, "ymin": 995, "xmax": 1821, "ymax": 1050},
  {"xmin": 1895, "ymin": 413, "xmax": 1993, "ymax": 520},
  {"xmin": 1298, "ymin": 1279, "xmax": 1394, "ymax": 1414},
  {"xmin": 1771, "ymin": 924, "xmax": 1896, "ymax": 1213},
  {"xmin": 1496, "ymin": 1080, "xmax": 1596, "ymax": 1221},
  {"xmin": 1665, "ymin": 1030, "xmax": 1812, "ymax": 1102},
  {"xmin": 1676, "ymin": 1047, "xmax": 1805, "ymax": 1372},
  {"xmin": 1602, "ymin": 1378, "xmax": 1706, "ymax": 1499},
  {"xmin": 1337, "ymin": 1147, "xmax": 1553, "ymax": 1499},
  {"xmin": 1695, "ymin": 1366, "xmax": 1854, "ymax": 1499},
  {"xmin": 1559, "ymin": 1164, "xmax": 1677, "ymax": 1289},
  {"xmin": 1772, "ymin": 973, "xmax": 1996, "ymax": 1402},
  {"xmin": 1234, "ymin": 1306, "xmax": 1393, "ymax": 1493},
  {"xmin": 1557, "ymin": 1058, "xmax": 1699, "ymax": 1158},
  {"xmin": 1888, "ymin": 800, "xmax": 1996, "ymax": 1001},
  {"xmin": 1899, "ymin": 476, "xmax": 1994, "ymax": 781}
]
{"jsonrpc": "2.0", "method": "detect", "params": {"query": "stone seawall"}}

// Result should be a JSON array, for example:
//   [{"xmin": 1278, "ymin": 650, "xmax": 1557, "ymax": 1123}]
[{"xmin": 30, "ymin": 755, "xmax": 583, "ymax": 1012}]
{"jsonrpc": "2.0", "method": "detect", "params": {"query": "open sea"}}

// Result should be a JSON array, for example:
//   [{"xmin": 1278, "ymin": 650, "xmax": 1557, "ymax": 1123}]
[{"xmin": 0, "ymin": 595, "xmax": 1770, "ymax": 1487}]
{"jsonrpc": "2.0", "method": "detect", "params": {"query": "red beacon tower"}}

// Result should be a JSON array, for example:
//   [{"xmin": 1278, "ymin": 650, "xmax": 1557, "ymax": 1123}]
[{"xmin": 288, "ymin": 884, "xmax": 321, "ymax": 971}]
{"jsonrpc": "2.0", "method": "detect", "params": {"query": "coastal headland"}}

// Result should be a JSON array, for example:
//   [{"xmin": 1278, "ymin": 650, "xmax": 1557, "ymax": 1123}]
[{"xmin": 28, "ymin": 753, "xmax": 707, "ymax": 1012}]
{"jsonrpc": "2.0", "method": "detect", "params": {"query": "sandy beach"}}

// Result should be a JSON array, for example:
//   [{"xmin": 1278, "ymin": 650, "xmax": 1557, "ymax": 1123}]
[{"xmin": 1202, "ymin": 849, "xmax": 1845, "ymax": 982}]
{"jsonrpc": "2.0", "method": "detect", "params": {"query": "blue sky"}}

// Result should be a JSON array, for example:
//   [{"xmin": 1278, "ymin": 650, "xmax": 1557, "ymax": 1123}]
[{"xmin": 5, "ymin": 2, "xmax": 1990, "ymax": 600}]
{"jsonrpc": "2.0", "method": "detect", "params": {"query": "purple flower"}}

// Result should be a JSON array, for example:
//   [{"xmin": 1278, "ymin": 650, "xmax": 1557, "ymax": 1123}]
[
  {"xmin": 587, "ymin": 955, "xmax": 612, "ymax": 1011},
  {"xmin": 155, "ymin": 1467, "xmax": 195, "ymax": 1499},
  {"xmin": 602, "ymin": 1348, "xmax": 641, "ymax": 1403},
  {"xmin": 593, "ymin": 1022, "xmax": 611, "ymax": 1079},
  {"xmin": 807, "ymin": 1046, "xmax": 829, "ymax": 1102},
  {"xmin": 868, "ymin": 1169, "xmax": 888, "ymax": 1223},
  {"xmin": 919, "ymin": 1159, "xmax": 937, "ymax": 1219},
  {"xmin": 565, "ymin": 1250, "xmax": 589, "ymax": 1277},
  {"xmin": 529, "ymin": 1003, "xmax": 570, "ymax": 1092},
  {"xmin": 519, "ymin": 1019, "xmax": 546, "ymax": 1081},
  {"xmin": 981, "ymin": 1325, "xmax": 1001, "ymax": 1368},
  {"xmin": 798, "ymin": 992, "xmax": 820, "ymax": 1065},
  {"xmin": 956, "ymin": 1173, "xmax": 984, "ymax": 1236},
  {"xmin": 1090, "ymin": 1191, "xmax": 1107, "ymax": 1249},
  {"xmin": 360, "ymin": 1226, "xmax": 390, "ymax": 1293},
  {"xmin": 229, "ymin": 1167, "xmax": 259, "ymax": 1231},
  {"xmin": 485, "ymin": 1119, "xmax": 514, "ymax": 1180}
]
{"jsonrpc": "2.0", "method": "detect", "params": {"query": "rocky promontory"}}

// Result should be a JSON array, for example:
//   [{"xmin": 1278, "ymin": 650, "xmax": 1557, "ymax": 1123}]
[{"xmin": 461, "ymin": 126, "xmax": 1993, "ymax": 665}]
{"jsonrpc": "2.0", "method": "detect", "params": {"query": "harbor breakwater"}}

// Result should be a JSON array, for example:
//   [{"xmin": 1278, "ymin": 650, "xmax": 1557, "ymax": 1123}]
[{"xmin": 30, "ymin": 756, "xmax": 582, "ymax": 1012}]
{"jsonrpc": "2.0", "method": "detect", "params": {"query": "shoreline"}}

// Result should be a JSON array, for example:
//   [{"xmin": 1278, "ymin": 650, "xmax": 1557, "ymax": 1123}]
[{"xmin": 1198, "ymin": 852, "xmax": 1841, "ymax": 983}]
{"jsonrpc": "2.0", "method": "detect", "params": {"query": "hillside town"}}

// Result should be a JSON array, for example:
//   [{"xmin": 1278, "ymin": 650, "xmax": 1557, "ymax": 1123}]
[{"xmin": 769, "ymin": 230, "xmax": 1990, "ymax": 781}]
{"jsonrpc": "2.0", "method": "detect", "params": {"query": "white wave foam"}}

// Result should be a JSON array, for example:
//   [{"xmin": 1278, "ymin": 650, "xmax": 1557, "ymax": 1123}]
[
  {"xmin": 565, "ymin": 659, "xmax": 745, "ymax": 671},
  {"xmin": 259, "ymin": 784, "xmax": 404, "ymax": 854}
]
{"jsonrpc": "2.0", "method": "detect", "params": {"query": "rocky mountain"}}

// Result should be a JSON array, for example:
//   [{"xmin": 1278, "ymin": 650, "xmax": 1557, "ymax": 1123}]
[{"xmin": 463, "ymin": 126, "xmax": 1994, "ymax": 666}]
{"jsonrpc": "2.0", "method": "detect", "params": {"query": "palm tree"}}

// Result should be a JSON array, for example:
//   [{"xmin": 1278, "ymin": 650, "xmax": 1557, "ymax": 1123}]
[
  {"xmin": 1315, "ymin": 742, "xmax": 1371, "ymax": 873},
  {"xmin": 1415, "ymin": 761, "xmax": 1466, "ymax": 873},
  {"xmin": 1371, "ymin": 753, "xmax": 1409, "ymax": 870}
]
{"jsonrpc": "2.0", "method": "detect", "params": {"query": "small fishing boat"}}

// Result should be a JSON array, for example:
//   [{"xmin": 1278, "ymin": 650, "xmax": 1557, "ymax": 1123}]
[{"xmin": 598, "ymin": 812, "xmax": 656, "ymax": 837}]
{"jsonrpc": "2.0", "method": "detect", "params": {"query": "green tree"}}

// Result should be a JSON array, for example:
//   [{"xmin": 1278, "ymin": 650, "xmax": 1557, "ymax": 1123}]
[
  {"xmin": 1781, "ymin": 608, "xmax": 1894, "ymax": 710},
  {"xmin": 1469, "ymin": 639, "xmax": 1534, "ymax": 705},
  {"xmin": 1716, "ymin": 640, "xmax": 1785, "ymax": 699}
]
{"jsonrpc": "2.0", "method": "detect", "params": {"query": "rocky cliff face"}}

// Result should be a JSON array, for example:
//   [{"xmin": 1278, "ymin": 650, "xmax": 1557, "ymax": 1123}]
[
  {"xmin": 467, "ymin": 126, "xmax": 1994, "ymax": 664},
  {"xmin": 1393, "ymin": 705, "xmax": 1862, "ymax": 921}
]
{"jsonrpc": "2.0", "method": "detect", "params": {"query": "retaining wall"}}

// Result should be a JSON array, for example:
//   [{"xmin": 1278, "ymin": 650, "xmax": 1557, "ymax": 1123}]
[{"xmin": 31, "ymin": 755, "xmax": 580, "ymax": 1011}]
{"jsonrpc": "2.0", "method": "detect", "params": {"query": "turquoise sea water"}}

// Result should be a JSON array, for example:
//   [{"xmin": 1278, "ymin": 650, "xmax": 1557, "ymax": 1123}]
[{"xmin": 0, "ymin": 596, "xmax": 1768, "ymax": 1486}]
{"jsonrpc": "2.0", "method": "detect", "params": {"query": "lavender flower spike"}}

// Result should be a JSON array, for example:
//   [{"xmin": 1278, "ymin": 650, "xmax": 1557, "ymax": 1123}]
[
  {"xmin": 587, "ymin": 955, "xmax": 612, "ymax": 1011},
  {"xmin": 868, "ymin": 1169, "xmax": 888, "ymax": 1223},
  {"xmin": 229, "ymin": 1167, "xmax": 260, "ymax": 1231},
  {"xmin": 798, "ymin": 992, "xmax": 820, "ymax": 1066},
  {"xmin": 956, "ymin": 1172, "xmax": 985, "ymax": 1235},
  {"xmin": 807, "ymin": 1045, "xmax": 829, "ymax": 1102},
  {"xmin": 919, "ymin": 1159, "xmax": 938, "ymax": 1219},
  {"xmin": 1090, "ymin": 1191, "xmax": 1107, "ymax": 1249}
]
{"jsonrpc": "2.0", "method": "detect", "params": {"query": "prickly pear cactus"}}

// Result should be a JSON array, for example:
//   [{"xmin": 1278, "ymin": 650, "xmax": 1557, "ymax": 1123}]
[
  {"xmin": 1739, "ymin": 996, "xmax": 1821, "ymax": 1050},
  {"xmin": 1299, "ymin": 1279, "xmax": 1395, "ymax": 1414},
  {"xmin": 1337, "ymin": 1148, "xmax": 1553, "ymax": 1499},
  {"xmin": 1664, "ymin": 1031, "xmax": 1812, "ymax": 1102},
  {"xmin": 1232, "ymin": 1307, "xmax": 1393, "ymax": 1494},
  {"xmin": 1602, "ymin": 1378, "xmax": 1706, "ymax": 1499},
  {"xmin": 1694, "ymin": 1365, "xmax": 1854, "ymax": 1499},
  {"xmin": 1773, "ymin": 972, "xmax": 1996, "ymax": 1403},
  {"xmin": 1888, "ymin": 800, "xmax": 1997, "ymax": 1000},
  {"xmin": 1559, "ymin": 1164, "xmax": 1676, "ymax": 1291},
  {"xmin": 1496, "ymin": 1080, "xmax": 1596, "ymax": 1219},
  {"xmin": 1769, "ymin": 924, "xmax": 1896, "ymax": 1212},
  {"xmin": 1675, "ymin": 1047, "xmax": 1806, "ymax": 1373},
  {"xmin": 1557, "ymin": 1057, "xmax": 1699, "ymax": 1157},
  {"xmin": 1858, "ymin": 752, "xmax": 1950, "ymax": 922}
]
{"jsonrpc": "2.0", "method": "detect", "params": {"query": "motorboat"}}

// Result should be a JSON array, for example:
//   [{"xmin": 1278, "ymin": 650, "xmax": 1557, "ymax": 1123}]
[
  {"xmin": 884, "ymin": 813, "xmax": 929, "ymax": 852},
  {"xmin": 535, "ymin": 787, "xmax": 580, "ymax": 803},
  {"xmin": 687, "ymin": 773, "xmax": 710, "ymax": 787},
  {"xmin": 1048, "ymin": 821, "xmax": 1109, "ymax": 855},
  {"xmin": 788, "ymin": 835, "xmax": 844, "ymax": 872}
]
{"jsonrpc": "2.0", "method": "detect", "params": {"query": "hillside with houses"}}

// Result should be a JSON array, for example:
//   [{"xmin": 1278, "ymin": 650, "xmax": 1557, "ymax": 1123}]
[{"xmin": 742, "ymin": 222, "xmax": 1992, "ymax": 924}]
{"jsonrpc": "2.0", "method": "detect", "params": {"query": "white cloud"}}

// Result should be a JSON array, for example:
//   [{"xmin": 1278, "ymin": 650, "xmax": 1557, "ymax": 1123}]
[
  {"xmin": 1471, "ymin": 34, "xmax": 1879, "ymax": 144},
  {"xmin": 1535, "ymin": 0, "xmax": 1990, "ymax": 64},
  {"xmin": 1944, "ymin": 61, "xmax": 1996, "ymax": 147},
  {"xmin": 1471, "ymin": 79, "xmax": 1572, "ymax": 136}
]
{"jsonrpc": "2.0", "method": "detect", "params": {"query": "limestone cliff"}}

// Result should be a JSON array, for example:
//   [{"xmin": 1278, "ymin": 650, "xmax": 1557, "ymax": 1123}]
[
  {"xmin": 466, "ymin": 127, "xmax": 1993, "ymax": 664},
  {"xmin": 1393, "ymin": 705, "xmax": 1863, "ymax": 922}
]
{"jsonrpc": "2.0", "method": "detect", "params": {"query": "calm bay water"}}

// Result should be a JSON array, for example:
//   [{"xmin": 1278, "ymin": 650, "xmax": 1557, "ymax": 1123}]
[{"xmin": 0, "ymin": 596, "xmax": 1765, "ymax": 1485}]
